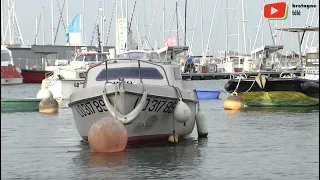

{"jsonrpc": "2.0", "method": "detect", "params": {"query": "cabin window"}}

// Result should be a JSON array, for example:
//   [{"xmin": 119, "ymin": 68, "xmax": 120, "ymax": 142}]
[
  {"xmin": 84, "ymin": 55, "xmax": 96, "ymax": 62},
  {"xmin": 75, "ymin": 55, "xmax": 85, "ymax": 61},
  {"xmin": 97, "ymin": 55, "xmax": 108, "ymax": 61},
  {"xmin": 96, "ymin": 67, "xmax": 164, "ymax": 81}
]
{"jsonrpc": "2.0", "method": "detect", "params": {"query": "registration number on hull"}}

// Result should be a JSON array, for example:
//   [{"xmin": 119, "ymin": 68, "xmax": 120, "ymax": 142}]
[
  {"xmin": 74, "ymin": 99, "xmax": 108, "ymax": 117},
  {"xmin": 133, "ymin": 98, "xmax": 177, "ymax": 114},
  {"xmin": 74, "ymin": 96, "xmax": 178, "ymax": 117}
]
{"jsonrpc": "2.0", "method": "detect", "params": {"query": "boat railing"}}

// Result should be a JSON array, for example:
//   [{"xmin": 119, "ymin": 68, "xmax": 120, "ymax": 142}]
[
  {"xmin": 89, "ymin": 58, "xmax": 171, "ymax": 86},
  {"xmin": 229, "ymin": 72, "xmax": 248, "ymax": 79},
  {"xmin": 279, "ymin": 70, "xmax": 303, "ymax": 78}
]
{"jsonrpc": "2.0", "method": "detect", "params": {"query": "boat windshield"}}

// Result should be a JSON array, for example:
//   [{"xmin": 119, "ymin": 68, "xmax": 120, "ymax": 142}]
[
  {"xmin": 118, "ymin": 52, "xmax": 158, "ymax": 60},
  {"xmin": 95, "ymin": 67, "xmax": 163, "ymax": 81},
  {"xmin": 75, "ymin": 54, "xmax": 108, "ymax": 62},
  {"xmin": 230, "ymin": 57, "xmax": 244, "ymax": 64}
]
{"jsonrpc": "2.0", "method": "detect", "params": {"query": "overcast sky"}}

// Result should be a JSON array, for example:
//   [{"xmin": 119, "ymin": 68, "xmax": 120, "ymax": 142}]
[{"xmin": 2, "ymin": 0, "xmax": 319, "ymax": 56}]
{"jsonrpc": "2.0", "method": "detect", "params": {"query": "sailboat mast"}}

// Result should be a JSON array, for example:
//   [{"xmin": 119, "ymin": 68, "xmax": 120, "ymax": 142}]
[
  {"xmin": 162, "ymin": 0, "xmax": 165, "ymax": 46},
  {"xmin": 126, "ymin": 0, "xmax": 128, "ymax": 50},
  {"xmin": 66, "ymin": 0, "xmax": 69, "ymax": 25},
  {"xmin": 201, "ymin": 0, "xmax": 203, "ymax": 55},
  {"xmin": 13, "ymin": 11, "xmax": 24, "ymax": 44},
  {"xmin": 176, "ymin": 0, "xmax": 179, "ymax": 46},
  {"xmin": 274, "ymin": 0, "xmax": 278, "ymax": 45},
  {"xmin": 225, "ymin": 0, "xmax": 228, "ymax": 57},
  {"xmin": 82, "ymin": 0, "xmax": 85, "ymax": 45},
  {"xmin": 12, "ymin": 0, "xmax": 15, "ymax": 44},
  {"xmin": 8, "ymin": 0, "xmax": 12, "ymax": 44},
  {"xmin": 50, "ymin": 0, "xmax": 54, "ymax": 45},
  {"xmin": 41, "ymin": 7, "xmax": 45, "ymax": 45},
  {"xmin": 241, "ymin": 0, "xmax": 247, "ymax": 53},
  {"xmin": 290, "ymin": 0, "xmax": 293, "ymax": 52},
  {"xmin": 1, "ymin": 0, "xmax": 4, "ymax": 44},
  {"xmin": 35, "ymin": 17, "xmax": 38, "ymax": 45},
  {"xmin": 184, "ymin": 0, "xmax": 187, "ymax": 46},
  {"xmin": 99, "ymin": 7, "xmax": 103, "ymax": 49}
]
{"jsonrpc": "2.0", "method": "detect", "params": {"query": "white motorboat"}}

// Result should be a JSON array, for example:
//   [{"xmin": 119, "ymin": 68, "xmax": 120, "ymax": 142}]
[
  {"xmin": 1, "ymin": 45, "xmax": 23, "ymax": 85},
  {"xmin": 68, "ymin": 47, "xmax": 207, "ymax": 146},
  {"xmin": 40, "ymin": 50, "xmax": 109, "ymax": 99}
]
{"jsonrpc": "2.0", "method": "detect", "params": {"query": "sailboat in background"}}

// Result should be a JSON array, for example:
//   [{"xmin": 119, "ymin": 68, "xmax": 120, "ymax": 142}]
[{"xmin": 20, "ymin": 12, "xmax": 83, "ymax": 84}]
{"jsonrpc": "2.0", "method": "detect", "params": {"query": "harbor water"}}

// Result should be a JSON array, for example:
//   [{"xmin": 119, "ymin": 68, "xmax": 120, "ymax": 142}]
[{"xmin": 1, "ymin": 80, "xmax": 319, "ymax": 179}]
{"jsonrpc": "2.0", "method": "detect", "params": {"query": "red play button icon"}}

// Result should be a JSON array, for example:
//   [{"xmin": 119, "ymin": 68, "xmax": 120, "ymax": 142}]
[{"xmin": 264, "ymin": 2, "xmax": 288, "ymax": 20}]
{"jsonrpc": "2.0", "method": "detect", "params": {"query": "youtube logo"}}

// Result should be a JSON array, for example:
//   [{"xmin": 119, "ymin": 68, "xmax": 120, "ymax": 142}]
[{"xmin": 264, "ymin": 2, "xmax": 288, "ymax": 20}]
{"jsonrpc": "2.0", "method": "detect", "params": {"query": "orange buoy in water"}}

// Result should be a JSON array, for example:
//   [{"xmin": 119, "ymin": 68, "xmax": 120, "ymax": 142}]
[
  {"xmin": 88, "ymin": 118, "xmax": 128, "ymax": 153},
  {"xmin": 224, "ymin": 94, "xmax": 244, "ymax": 110}
]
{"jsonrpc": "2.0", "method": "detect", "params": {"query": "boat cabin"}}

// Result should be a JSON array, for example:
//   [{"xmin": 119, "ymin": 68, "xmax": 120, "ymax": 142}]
[
  {"xmin": 69, "ymin": 51, "xmax": 110, "ymax": 69},
  {"xmin": 251, "ymin": 45, "xmax": 284, "ymax": 71},
  {"xmin": 1, "ymin": 45, "xmax": 14, "ymax": 66},
  {"xmin": 156, "ymin": 46, "xmax": 189, "ymax": 62},
  {"xmin": 83, "ymin": 49, "xmax": 188, "ymax": 88},
  {"xmin": 305, "ymin": 47, "xmax": 319, "ymax": 80}
]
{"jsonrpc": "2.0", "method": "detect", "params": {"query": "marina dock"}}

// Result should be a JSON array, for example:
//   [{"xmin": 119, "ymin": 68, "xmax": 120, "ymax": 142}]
[{"xmin": 181, "ymin": 71, "xmax": 303, "ymax": 80}]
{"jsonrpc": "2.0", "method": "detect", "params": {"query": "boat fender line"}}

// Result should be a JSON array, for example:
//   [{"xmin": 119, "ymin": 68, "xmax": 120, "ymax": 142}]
[
  {"xmin": 260, "ymin": 75, "xmax": 267, "ymax": 89},
  {"xmin": 234, "ymin": 76, "xmax": 242, "ymax": 92},
  {"xmin": 172, "ymin": 86, "xmax": 192, "ymax": 124},
  {"xmin": 102, "ymin": 83, "xmax": 148, "ymax": 125},
  {"xmin": 214, "ymin": 64, "xmax": 218, "ymax": 73},
  {"xmin": 301, "ymin": 81, "xmax": 319, "ymax": 94},
  {"xmin": 255, "ymin": 73, "xmax": 267, "ymax": 89}
]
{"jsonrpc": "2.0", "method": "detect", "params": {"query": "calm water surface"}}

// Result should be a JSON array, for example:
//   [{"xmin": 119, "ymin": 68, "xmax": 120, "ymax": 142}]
[{"xmin": 1, "ymin": 80, "xmax": 319, "ymax": 179}]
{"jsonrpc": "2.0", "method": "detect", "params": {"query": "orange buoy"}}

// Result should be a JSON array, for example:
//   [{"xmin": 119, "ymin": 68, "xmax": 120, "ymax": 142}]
[
  {"xmin": 88, "ymin": 118, "xmax": 128, "ymax": 153},
  {"xmin": 223, "ymin": 95, "xmax": 244, "ymax": 110}
]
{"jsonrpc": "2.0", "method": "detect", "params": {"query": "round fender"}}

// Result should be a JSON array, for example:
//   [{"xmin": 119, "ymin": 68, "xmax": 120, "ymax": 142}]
[
  {"xmin": 301, "ymin": 81, "xmax": 319, "ymax": 94},
  {"xmin": 224, "ymin": 82, "xmax": 235, "ymax": 93},
  {"xmin": 173, "ymin": 100, "xmax": 192, "ymax": 123}
]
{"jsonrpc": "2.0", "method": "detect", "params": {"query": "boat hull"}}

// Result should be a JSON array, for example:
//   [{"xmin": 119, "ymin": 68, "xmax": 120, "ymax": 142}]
[
  {"xmin": 237, "ymin": 91, "xmax": 319, "ymax": 107},
  {"xmin": 1, "ymin": 66, "xmax": 23, "ymax": 85},
  {"xmin": 41, "ymin": 79, "xmax": 84, "ymax": 99},
  {"xmin": 224, "ymin": 78, "xmax": 319, "ymax": 107},
  {"xmin": 69, "ymin": 83, "xmax": 198, "ymax": 146},
  {"xmin": 21, "ymin": 69, "xmax": 52, "ymax": 83},
  {"xmin": 1, "ymin": 98, "xmax": 41, "ymax": 112},
  {"xmin": 1, "ymin": 77, "xmax": 23, "ymax": 85},
  {"xmin": 195, "ymin": 89, "xmax": 221, "ymax": 99}
]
